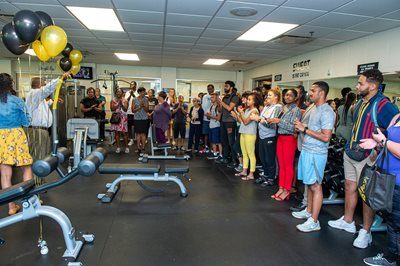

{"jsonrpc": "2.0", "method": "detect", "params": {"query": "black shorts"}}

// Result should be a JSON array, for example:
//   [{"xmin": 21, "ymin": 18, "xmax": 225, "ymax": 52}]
[
  {"xmin": 128, "ymin": 114, "xmax": 135, "ymax": 127},
  {"xmin": 134, "ymin": 119, "xmax": 149, "ymax": 134},
  {"xmin": 174, "ymin": 122, "xmax": 186, "ymax": 139}
]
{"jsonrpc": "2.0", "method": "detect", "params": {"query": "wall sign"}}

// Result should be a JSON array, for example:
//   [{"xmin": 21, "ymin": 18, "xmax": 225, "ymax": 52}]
[
  {"xmin": 274, "ymin": 74, "xmax": 282, "ymax": 81},
  {"xmin": 357, "ymin": 62, "xmax": 379, "ymax": 75},
  {"xmin": 292, "ymin": 59, "xmax": 310, "ymax": 79}
]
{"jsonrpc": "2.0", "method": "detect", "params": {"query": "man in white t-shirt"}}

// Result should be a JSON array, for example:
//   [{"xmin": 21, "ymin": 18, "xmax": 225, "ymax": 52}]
[
  {"xmin": 199, "ymin": 84, "xmax": 214, "ymax": 153},
  {"xmin": 125, "ymin": 81, "xmax": 137, "ymax": 146}
]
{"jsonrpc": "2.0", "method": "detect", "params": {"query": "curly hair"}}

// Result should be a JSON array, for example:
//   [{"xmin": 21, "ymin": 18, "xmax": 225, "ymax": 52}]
[{"xmin": 0, "ymin": 73, "xmax": 13, "ymax": 103}]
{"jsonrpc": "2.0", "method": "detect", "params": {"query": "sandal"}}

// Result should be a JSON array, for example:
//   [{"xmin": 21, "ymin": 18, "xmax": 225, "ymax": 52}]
[
  {"xmin": 235, "ymin": 173, "xmax": 247, "ymax": 177},
  {"xmin": 8, "ymin": 205, "xmax": 21, "ymax": 216}
]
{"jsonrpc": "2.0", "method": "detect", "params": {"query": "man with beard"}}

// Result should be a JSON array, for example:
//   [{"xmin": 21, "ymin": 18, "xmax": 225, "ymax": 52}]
[
  {"xmin": 216, "ymin": 81, "xmax": 240, "ymax": 165},
  {"xmin": 328, "ymin": 69, "xmax": 399, "ymax": 249}
]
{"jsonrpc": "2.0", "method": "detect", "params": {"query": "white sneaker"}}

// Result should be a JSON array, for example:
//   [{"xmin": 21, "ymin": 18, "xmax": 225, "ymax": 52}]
[
  {"xmin": 353, "ymin": 229, "xmax": 372, "ymax": 249},
  {"xmin": 115, "ymin": 147, "xmax": 121, "ymax": 154},
  {"xmin": 328, "ymin": 216, "xmax": 356, "ymax": 233},
  {"xmin": 128, "ymin": 139, "xmax": 134, "ymax": 146},
  {"xmin": 296, "ymin": 217, "xmax": 321, "ymax": 232},
  {"xmin": 125, "ymin": 148, "xmax": 130, "ymax": 154},
  {"xmin": 292, "ymin": 209, "xmax": 312, "ymax": 220}
]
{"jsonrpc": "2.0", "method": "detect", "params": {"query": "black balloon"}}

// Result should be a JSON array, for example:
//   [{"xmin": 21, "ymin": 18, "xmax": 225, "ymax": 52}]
[
  {"xmin": 13, "ymin": 10, "xmax": 42, "ymax": 43},
  {"xmin": 61, "ymin": 43, "xmax": 73, "ymax": 57},
  {"xmin": 1, "ymin": 23, "xmax": 29, "ymax": 55},
  {"xmin": 59, "ymin": 57, "xmax": 72, "ymax": 72},
  {"xmin": 35, "ymin": 11, "xmax": 54, "ymax": 28}
]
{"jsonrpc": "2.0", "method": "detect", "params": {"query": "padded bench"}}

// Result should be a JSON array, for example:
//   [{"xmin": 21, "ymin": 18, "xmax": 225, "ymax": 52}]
[
  {"xmin": 0, "ymin": 179, "xmax": 35, "ymax": 205},
  {"xmin": 99, "ymin": 164, "xmax": 160, "ymax": 175}
]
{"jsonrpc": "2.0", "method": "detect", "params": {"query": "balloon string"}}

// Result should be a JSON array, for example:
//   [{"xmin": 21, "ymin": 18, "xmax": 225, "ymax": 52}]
[
  {"xmin": 52, "ymin": 78, "xmax": 63, "ymax": 110},
  {"xmin": 17, "ymin": 57, "xmax": 24, "ymax": 98}
]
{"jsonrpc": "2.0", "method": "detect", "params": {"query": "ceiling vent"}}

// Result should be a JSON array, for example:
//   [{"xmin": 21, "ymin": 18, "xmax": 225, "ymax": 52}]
[
  {"xmin": 0, "ymin": 13, "xmax": 13, "ymax": 25},
  {"xmin": 228, "ymin": 60, "xmax": 253, "ymax": 65},
  {"xmin": 271, "ymin": 35, "xmax": 315, "ymax": 45}
]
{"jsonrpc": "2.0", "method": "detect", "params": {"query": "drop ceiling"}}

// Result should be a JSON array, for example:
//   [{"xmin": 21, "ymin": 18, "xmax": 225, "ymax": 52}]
[{"xmin": 1, "ymin": 0, "xmax": 400, "ymax": 70}]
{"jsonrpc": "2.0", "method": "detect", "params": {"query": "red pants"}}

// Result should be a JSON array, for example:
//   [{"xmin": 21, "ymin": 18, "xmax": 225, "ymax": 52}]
[{"xmin": 276, "ymin": 135, "xmax": 297, "ymax": 191}]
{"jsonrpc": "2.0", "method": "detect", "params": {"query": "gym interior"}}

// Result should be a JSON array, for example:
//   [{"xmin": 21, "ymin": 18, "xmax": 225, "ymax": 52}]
[{"xmin": 1, "ymin": 0, "xmax": 400, "ymax": 265}]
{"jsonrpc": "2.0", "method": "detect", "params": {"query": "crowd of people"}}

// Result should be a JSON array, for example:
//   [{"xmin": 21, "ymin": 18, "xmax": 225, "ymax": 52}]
[{"xmin": 0, "ymin": 69, "xmax": 399, "ymax": 265}]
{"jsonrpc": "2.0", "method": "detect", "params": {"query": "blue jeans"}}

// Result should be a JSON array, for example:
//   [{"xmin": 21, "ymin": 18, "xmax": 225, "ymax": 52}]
[
  {"xmin": 387, "ymin": 186, "xmax": 400, "ymax": 259},
  {"xmin": 188, "ymin": 123, "xmax": 201, "ymax": 150}
]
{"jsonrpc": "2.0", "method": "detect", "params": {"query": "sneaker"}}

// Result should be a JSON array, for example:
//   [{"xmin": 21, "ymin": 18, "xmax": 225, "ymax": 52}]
[
  {"xmin": 199, "ymin": 148, "xmax": 207, "ymax": 154},
  {"xmin": 234, "ymin": 164, "xmax": 243, "ymax": 172},
  {"xmin": 115, "ymin": 147, "xmax": 121, "ymax": 154},
  {"xmin": 207, "ymin": 153, "xmax": 219, "ymax": 160},
  {"xmin": 180, "ymin": 146, "xmax": 186, "ymax": 151},
  {"xmin": 227, "ymin": 162, "xmax": 237, "ymax": 169},
  {"xmin": 128, "ymin": 139, "xmax": 134, "ymax": 146},
  {"xmin": 214, "ymin": 156, "xmax": 224, "ymax": 162},
  {"xmin": 363, "ymin": 253, "xmax": 396, "ymax": 266},
  {"xmin": 292, "ymin": 209, "xmax": 311, "ymax": 220},
  {"xmin": 260, "ymin": 179, "xmax": 274, "ymax": 187},
  {"xmin": 254, "ymin": 177, "xmax": 265, "ymax": 184},
  {"xmin": 296, "ymin": 217, "xmax": 321, "ymax": 232},
  {"xmin": 256, "ymin": 165, "xmax": 263, "ymax": 169},
  {"xmin": 353, "ymin": 229, "xmax": 372, "ymax": 249},
  {"xmin": 328, "ymin": 216, "xmax": 357, "ymax": 233},
  {"xmin": 290, "ymin": 202, "xmax": 307, "ymax": 212},
  {"xmin": 125, "ymin": 148, "xmax": 130, "ymax": 154}
]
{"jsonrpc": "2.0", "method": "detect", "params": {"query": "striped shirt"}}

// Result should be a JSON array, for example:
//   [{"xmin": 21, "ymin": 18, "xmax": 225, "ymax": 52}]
[
  {"xmin": 277, "ymin": 103, "xmax": 302, "ymax": 135},
  {"xmin": 346, "ymin": 93, "xmax": 399, "ymax": 157}
]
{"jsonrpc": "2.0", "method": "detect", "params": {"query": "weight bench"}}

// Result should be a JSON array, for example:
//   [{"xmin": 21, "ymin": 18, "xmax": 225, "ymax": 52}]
[
  {"xmin": 0, "ymin": 147, "xmax": 106, "ymax": 265},
  {"xmin": 97, "ymin": 163, "xmax": 190, "ymax": 203},
  {"xmin": 138, "ymin": 124, "xmax": 190, "ymax": 163}
]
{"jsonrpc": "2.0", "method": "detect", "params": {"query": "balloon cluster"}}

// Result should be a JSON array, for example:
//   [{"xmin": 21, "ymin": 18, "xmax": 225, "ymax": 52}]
[
  {"xmin": 1, "ymin": 10, "xmax": 83, "ymax": 74},
  {"xmin": 57, "ymin": 43, "xmax": 82, "ymax": 75}
]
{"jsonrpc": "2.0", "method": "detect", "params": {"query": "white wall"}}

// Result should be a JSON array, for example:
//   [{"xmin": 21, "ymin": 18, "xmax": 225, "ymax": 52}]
[
  {"xmin": 243, "ymin": 26, "xmax": 400, "ymax": 90},
  {"xmin": 0, "ymin": 60, "xmax": 11, "ymax": 73}
]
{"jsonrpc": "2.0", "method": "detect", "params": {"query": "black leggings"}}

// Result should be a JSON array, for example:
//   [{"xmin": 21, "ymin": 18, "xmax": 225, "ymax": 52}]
[{"xmin": 258, "ymin": 136, "xmax": 277, "ymax": 180}]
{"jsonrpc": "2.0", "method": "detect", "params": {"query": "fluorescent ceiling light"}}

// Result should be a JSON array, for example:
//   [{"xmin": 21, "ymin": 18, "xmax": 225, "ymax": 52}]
[
  {"xmin": 24, "ymin": 49, "xmax": 36, "ymax": 56},
  {"xmin": 203, "ymin": 59, "xmax": 229, "ymax": 65},
  {"xmin": 67, "ymin": 6, "xmax": 124, "ymax": 32},
  {"xmin": 115, "ymin": 53, "xmax": 140, "ymax": 61},
  {"xmin": 238, "ymin": 21, "xmax": 298, "ymax": 42}
]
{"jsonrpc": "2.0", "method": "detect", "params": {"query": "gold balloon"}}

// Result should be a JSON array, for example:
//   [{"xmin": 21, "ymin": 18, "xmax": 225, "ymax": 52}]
[
  {"xmin": 69, "ymin": 49, "xmax": 83, "ymax": 65},
  {"xmin": 41, "ymin": 25, "xmax": 67, "ymax": 57},
  {"xmin": 70, "ymin": 64, "xmax": 81, "ymax": 75},
  {"xmin": 32, "ymin": 40, "xmax": 50, "ymax": 62}
]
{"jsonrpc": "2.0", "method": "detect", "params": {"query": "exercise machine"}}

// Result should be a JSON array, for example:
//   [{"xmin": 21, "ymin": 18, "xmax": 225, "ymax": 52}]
[
  {"xmin": 138, "ymin": 124, "xmax": 190, "ymax": 163},
  {"xmin": 0, "ymin": 147, "xmax": 107, "ymax": 265},
  {"xmin": 97, "ymin": 163, "xmax": 190, "ymax": 203}
]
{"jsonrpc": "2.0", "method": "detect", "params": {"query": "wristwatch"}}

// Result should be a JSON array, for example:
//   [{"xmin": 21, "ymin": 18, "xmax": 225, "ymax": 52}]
[{"xmin": 303, "ymin": 126, "xmax": 308, "ymax": 134}]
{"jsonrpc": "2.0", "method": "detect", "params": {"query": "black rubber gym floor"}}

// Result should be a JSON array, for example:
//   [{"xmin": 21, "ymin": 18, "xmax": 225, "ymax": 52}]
[{"xmin": 0, "ymin": 147, "xmax": 387, "ymax": 265}]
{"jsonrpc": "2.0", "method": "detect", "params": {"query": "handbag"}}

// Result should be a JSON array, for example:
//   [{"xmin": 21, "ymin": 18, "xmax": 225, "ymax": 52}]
[
  {"xmin": 358, "ymin": 141, "xmax": 396, "ymax": 213},
  {"xmin": 110, "ymin": 112, "xmax": 121, "ymax": 124}
]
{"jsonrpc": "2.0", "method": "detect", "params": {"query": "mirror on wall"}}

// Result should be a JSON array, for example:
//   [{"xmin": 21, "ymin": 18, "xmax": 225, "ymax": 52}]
[{"xmin": 176, "ymin": 79, "xmax": 225, "ymax": 103}]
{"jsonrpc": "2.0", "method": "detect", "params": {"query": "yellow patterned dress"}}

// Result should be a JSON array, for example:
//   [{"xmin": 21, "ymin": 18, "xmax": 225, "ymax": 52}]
[{"xmin": 0, "ymin": 128, "xmax": 32, "ymax": 166}]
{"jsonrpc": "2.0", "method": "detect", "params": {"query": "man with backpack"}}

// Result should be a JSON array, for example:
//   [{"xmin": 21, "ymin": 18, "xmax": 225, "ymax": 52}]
[{"xmin": 328, "ymin": 69, "xmax": 399, "ymax": 249}]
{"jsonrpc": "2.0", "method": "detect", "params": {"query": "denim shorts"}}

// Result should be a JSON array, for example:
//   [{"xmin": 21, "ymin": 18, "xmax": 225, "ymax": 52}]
[{"xmin": 209, "ymin": 127, "xmax": 221, "ymax": 144}]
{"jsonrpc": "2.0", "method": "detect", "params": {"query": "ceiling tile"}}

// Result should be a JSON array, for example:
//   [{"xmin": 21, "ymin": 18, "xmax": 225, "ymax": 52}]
[
  {"xmin": 118, "ymin": 10, "xmax": 164, "ymax": 24},
  {"xmin": 208, "ymin": 17, "xmax": 256, "ymax": 31},
  {"xmin": 113, "ymin": 0, "xmax": 166, "ymax": 12},
  {"xmin": 229, "ymin": 40, "xmax": 262, "ymax": 48},
  {"xmin": 283, "ymin": 0, "xmax": 353, "ymax": 11},
  {"xmin": 335, "ymin": 0, "xmax": 400, "ymax": 17},
  {"xmin": 307, "ymin": 38, "xmax": 344, "ymax": 46},
  {"xmin": 286, "ymin": 25, "xmax": 338, "ymax": 38},
  {"xmin": 382, "ymin": 9, "xmax": 400, "ymax": 20},
  {"xmin": 163, "ymin": 47, "xmax": 191, "ymax": 52},
  {"xmin": 165, "ymin": 26, "xmax": 203, "ymax": 36},
  {"xmin": 101, "ymin": 38, "xmax": 132, "ymax": 45},
  {"xmin": 261, "ymin": 42, "xmax": 298, "ymax": 50},
  {"xmin": 164, "ymin": 35, "xmax": 198, "ymax": 44},
  {"xmin": 202, "ymin": 29, "xmax": 242, "ymax": 39},
  {"xmin": 124, "ymin": 23, "xmax": 164, "ymax": 34},
  {"xmin": 131, "ymin": 40, "xmax": 162, "ymax": 47},
  {"xmin": 222, "ymin": 45, "xmax": 250, "ymax": 52},
  {"xmin": 53, "ymin": 18, "xmax": 85, "ymax": 30},
  {"xmin": 191, "ymin": 49, "xmax": 218, "ymax": 55},
  {"xmin": 324, "ymin": 29, "xmax": 371, "ymax": 41},
  {"xmin": 167, "ymin": 0, "xmax": 223, "ymax": 16},
  {"xmin": 307, "ymin": 12, "xmax": 371, "ymax": 29},
  {"xmin": 349, "ymin": 18, "xmax": 400, "ymax": 33},
  {"xmin": 64, "ymin": 29, "xmax": 93, "ymax": 37},
  {"xmin": 216, "ymin": 1, "xmax": 277, "ymax": 21},
  {"xmin": 0, "ymin": 2, "xmax": 19, "ymax": 14},
  {"xmin": 197, "ymin": 37, "xmax": 232, "ymax": 46},
  {"xmin": 12, "ymin": 3, "xmax": 73, "ymax": 19},
  {"xmin": 93, "ymin": 32, "xmax": 130, "ymax": 39},
  {"xmin": 264, "ymin": 7, "xmax": 326, "ymax": 24},
  {"xmin": 166, "ymin": 13, "xmax": 211, "ymax": 27},
  {"xmin": 58, "ymin": 0, "xmax": 113, "ymax": 8},
  {"xmin": 134, "ymin": 46, "xmax": 162, "ymax": 52},
  {"xmin": 164, "ymin": 42, "xmax": 194, "ymax": 49},
  {"xmin": 129, "ymin": 33, "xmax": 163, "ymax": 42},
  {"xmin": 69, "ymin": 36, "xmax": 98, "ymax": 42},
  {"xmin": 227, "ymin": 0, "xmax": 286, "ymax": 6},
  {"xmin": 6, "ymin": 0, "xmax": 59, "ymax": 4},
  {"xmin": 192, "ymin": 44, "xmax": 224, "ymax": 50}
]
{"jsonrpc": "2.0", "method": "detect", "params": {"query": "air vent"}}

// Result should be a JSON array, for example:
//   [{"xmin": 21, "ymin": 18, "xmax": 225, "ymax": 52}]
[
  {"xmin": 228, "ymin": 60, "xmax": 253, "ymax": 65},
  {"xmin": 271, "ymin": 35, "xmax": 315, "ymax": 45},
  {"xmin": 0, "ymin": 14, "xmax": 13, "ymax": 25}
]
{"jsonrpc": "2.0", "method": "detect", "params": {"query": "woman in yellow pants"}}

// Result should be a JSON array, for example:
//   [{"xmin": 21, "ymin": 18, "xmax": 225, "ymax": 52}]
[{"xmin": 232, "ymin": 93, "xmax": 261, "ymax": 180}]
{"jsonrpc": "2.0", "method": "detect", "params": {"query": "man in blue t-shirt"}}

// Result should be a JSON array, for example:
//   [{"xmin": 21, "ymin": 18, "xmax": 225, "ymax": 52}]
[
  {"xmin": 293, "ymin": 81, "xmax": 335, "ymax": 232},
  {"xmin": 328, "ymin": 69, "xmax": 399, "ymax": 249}
]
